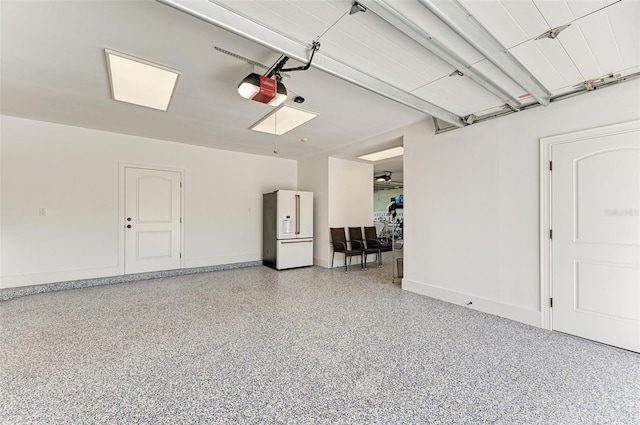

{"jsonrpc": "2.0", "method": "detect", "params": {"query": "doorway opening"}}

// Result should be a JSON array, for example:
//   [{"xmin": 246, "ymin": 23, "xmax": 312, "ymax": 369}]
[{"xmin": 374, "ymin": 178, "xmax": 404, "ymax": 282}]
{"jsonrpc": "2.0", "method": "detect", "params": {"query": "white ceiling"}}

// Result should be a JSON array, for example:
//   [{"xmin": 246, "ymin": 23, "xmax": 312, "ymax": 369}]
[
  {"xmin": 2, "ymin": 0, "xmax": 638, "ymax": 181},
  {"xmin": 0, "ymin": 0, "xmax": 425, "ymax": 160}
]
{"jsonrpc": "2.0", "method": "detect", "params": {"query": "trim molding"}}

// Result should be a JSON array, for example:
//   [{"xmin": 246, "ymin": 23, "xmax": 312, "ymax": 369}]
[
  {"xmin": 402, "ymin": 279, "xmax": 542, "ymax": 327},
  {"xmin": 184, "ymin": 254, "xmax": 260, "ymax": 268},
  {"xmin": 1, "ymin": 266, "xmax": 123, "ymax": 289},
  {"xmin": 0, "ymin": 261, "xmax": 262, "ymax": 301},
  {"xmin": 313, "ymin": 257, "xmax": 330, "ymax": 268}
]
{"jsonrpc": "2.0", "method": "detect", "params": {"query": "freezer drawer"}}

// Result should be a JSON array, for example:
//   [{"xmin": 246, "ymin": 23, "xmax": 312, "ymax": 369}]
[{"xmin": 276, "ymin": 238, "xmax": 313, "ymax": 270}]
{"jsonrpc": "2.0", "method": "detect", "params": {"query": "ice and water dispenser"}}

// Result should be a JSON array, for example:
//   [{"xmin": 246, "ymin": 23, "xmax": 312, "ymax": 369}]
[{"xmin": 282, "ymin": 215, "xmax": 294, "ymax": 234}]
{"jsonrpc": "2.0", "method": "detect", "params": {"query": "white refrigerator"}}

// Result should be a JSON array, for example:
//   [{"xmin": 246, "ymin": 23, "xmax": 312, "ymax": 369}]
[{"xmin": 263, "ymin": 190, "xmax": 313, "ymax": 270}]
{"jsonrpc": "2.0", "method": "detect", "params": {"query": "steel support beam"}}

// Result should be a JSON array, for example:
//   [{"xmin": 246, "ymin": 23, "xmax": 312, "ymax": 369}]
[
  {"xmin": 419, "ymin": 0, "xmax": 551, "ymax": 106},
  {"xmin": 362, "ymin": 0, "xmax": 521, "ymax": 109},
  {"xmin": 155, "ymin": 0, "xmax": 464, "ymax": 127}
]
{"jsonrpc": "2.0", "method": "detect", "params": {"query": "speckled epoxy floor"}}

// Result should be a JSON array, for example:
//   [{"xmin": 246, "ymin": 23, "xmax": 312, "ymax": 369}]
[{"xmin": 1, "ymin": 264, "xmax": 639, "ymax": 424}]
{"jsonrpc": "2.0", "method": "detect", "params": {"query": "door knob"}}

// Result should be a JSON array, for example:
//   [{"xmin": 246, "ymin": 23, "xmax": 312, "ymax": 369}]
[
  {"xmin": 126, "ymin": 225, "xmax": 131, "ymax": 229},
  {"xmin": 127, "ymin": 217, "xmax": 132, "ymax": 221}
]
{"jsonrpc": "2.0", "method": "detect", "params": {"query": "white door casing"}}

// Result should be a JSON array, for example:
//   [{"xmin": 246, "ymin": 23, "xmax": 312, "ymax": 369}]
[
  {"xmin": 541, "ymin": 121, "xmax": 640, "ymax": 352},
  {"xmin": 124, "ymin": 167, "xmax": 182, "ymax": 274}
]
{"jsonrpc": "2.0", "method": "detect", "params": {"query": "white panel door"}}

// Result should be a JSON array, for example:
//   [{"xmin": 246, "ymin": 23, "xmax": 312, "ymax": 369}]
[
  {"xmin": 552, "ymin": 134, "xmax": 640, "ymax": 352},
  {"xmin": 125, "ymin": 167, "xmax": 182, "ymax": 274}
]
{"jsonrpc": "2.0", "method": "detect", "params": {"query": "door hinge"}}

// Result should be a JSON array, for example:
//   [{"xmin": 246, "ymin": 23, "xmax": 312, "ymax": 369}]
[
  {"xmin": 549, "ymin": 161, "xmax": 553, "ymax": 171},
  {"xmin": 550, "ymin": 297, "xmax": 553, "ymax": 308},
  {"xmin": 180, "ymin": 217, "xmax": 182, "ymax": 223},
  {"xmin": 180, "ymin": 182, "xmax": 182, "ymax": 188},
  {"xmin": 549, "ymin": 229, "xmax": 553, "ymax": 239},
  {"xmin": 180, "ymin": 253, "xmax": 182, "ymax": 259}
]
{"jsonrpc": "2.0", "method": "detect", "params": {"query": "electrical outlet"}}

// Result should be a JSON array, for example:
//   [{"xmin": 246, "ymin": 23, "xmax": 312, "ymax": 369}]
[{"xmin": 39, "ymin": 208, "xmax": 47, "ymax": 216}]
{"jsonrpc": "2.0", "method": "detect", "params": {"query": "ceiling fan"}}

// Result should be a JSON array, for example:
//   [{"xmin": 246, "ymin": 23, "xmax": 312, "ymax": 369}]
[{"xmin": 375, "ymin": 172, "xmax": 392, "ymax": 182}]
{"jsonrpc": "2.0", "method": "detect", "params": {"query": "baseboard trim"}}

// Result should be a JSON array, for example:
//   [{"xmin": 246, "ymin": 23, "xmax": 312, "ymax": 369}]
[
  {"xmin": 402, "ymin": 279, "xmax": 542, "ymax": 328},
  {"xmin": 0, "ymin": 261, "xmax": 262, "ymax": 302},
  {"xmin": 313, "ymin": 257, "xmax": 330, "ymax": 268}
]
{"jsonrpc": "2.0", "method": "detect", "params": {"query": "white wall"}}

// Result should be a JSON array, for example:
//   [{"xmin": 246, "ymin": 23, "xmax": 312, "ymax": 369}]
[
  {"xmin": 297, "ymin": 156, "xmax": 373, "ymax": 268},
  {"xmin": 403, "ymin": 79, "xmax": 640, "ymax": 327},
  {"xmin": 0, "ymin": 116, "xmax": 297, "ymax": 288},
  {"xmin": 327, "ymin": 157, "xmax": 373, "ymax": 267},
  {"xmin": 298, "ymin": 154, "xmax": 329, "ymax": 267}
]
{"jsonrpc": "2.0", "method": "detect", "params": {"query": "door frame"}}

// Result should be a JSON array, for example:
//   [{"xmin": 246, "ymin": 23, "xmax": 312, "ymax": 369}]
[
  {"xmin": 539, "ymin": 120, "xmax": 640, "ymax": 331},
  {"xmin": 119, "ymin": 163, "xmax": 185, "ymax": 274}
]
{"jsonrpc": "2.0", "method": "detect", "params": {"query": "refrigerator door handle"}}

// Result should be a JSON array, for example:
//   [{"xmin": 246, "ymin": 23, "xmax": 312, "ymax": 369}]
[
  {"xmin": 295, "ymin": 194, "xmax": 300, "ymax": 235},
  {"xmin": 281, "ymin": 240, "xmax": 313, "ymax": 244}
]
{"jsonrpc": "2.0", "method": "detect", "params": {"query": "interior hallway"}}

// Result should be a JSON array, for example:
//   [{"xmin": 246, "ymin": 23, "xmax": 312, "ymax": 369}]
[{"xmin": 1, "ymin": 263, "xmax": 638, "ymax": 424}]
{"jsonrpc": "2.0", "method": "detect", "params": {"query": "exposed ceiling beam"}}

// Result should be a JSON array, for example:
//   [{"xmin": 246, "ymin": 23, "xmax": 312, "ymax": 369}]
[
  {"xmin": 155, "ymin": 0, "xmax": 465, "ymax": 127},
  {"xmin": 419, "ymin": 0, "xmax": 551, "ymax": 106},
  {"xmin": 362, "ymin": 0, "xmax": 521, "ymax": 109}
]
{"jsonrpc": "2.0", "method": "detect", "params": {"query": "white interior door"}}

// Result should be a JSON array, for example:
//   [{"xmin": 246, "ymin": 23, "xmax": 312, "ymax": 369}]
[
  {"xmin": 125, "ymin": 167, "xmax": 182, "ymax": 274},
  {"xmin": 551, "ymin": 132, "xmax": 640, "ymax": 352}
]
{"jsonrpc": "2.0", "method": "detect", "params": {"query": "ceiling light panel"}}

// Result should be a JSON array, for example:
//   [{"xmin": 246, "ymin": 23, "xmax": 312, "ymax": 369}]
[
  {"xmin": 358, "ymin": 146, "xmax": 404, "ymax": 162},
  {"xmin": 105, "ymin": 49, "xmax": 180, "ymax": 111},
  {"xmin": 250, "ymin": 104, "xmax": 318, "ymax": 136}
]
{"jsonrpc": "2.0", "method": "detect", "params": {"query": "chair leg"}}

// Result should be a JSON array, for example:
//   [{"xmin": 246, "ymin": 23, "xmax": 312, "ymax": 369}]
[
  {"xmin": 378, "ymin": 249, "xmax": 382, "ymax": 267},
  {"xmin": 345, "ymin": 255, "xmax": 349, "ymax": 273},
  {"xmin": 331, "ymin": 252, "xmax": 334, "ymax": 269}
]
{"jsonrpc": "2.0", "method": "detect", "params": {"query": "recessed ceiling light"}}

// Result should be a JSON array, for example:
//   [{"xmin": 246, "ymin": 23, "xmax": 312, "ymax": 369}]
[
  {"xmin": 250, "ymin": 104, "xmax": 318, "ymax": 136},
  {"xmin": 105, "ymin": 49, "xmax": 180, "ymax": 111},
  {"xmin": 357, "ymin": 146, "xmax": 404, "ymax": 162}
]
